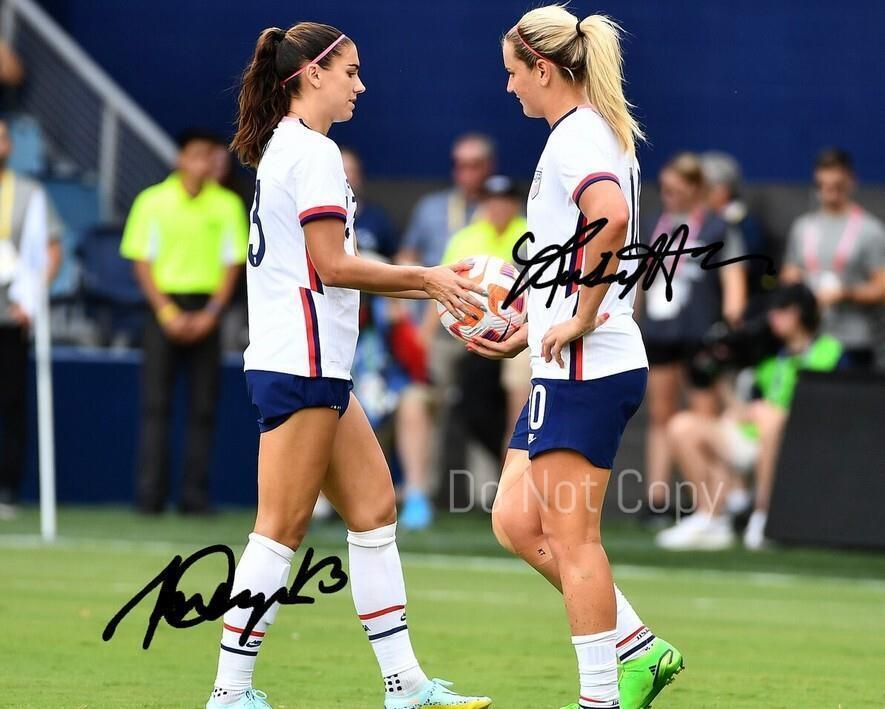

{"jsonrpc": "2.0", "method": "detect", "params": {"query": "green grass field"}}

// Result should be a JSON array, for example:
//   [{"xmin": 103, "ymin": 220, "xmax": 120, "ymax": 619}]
[{"xmin": 3, "ymin": 507, "xmax": 885, "ymax": 708}]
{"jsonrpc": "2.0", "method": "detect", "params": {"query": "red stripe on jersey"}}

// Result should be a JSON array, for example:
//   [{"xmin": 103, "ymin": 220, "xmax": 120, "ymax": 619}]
[
  {"xmin": 567, "ymin": 215, "xmax": 587, "ymax": 297},
  {"xmin": 579, "ymin": 696, "xmax": 611, "ymax": 704},
  {"xmin": 298, "ymin": 205, "xmax": 347, "ymax": 226},
  {"xmin": 570, "ymin": 336, "xmax": 584, "ymax": 380},
  {"xmin": 300, "ymin": 287, "xmax": 321, "ymax": 377},
  {"xmin": 304, "ymin": 244, "xmax": 323, "ymax": 293},
  {"xmin": 358, "ymin": 604, "xmax": 406, "ymax": 620},
  {"xmin": 572, "ymin": 172, "xmax": 620, "ymax": 204},
  {"xmin": 223, "ymin": 623, "xmax": 266, "ymax": 637}
]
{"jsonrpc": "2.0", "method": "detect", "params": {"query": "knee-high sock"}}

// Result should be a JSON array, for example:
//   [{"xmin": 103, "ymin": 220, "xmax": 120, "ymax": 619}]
[
  {"xmin": 573, "ymin": 629, "xmax": 620, "ymax": 708},
  {"xmin": 348, "ymin": 522, "xmax": 429, "ymax": 697},
  {"xmin": 213, "ymin": 533, "xmax": 294, "ymax": 695},
  {"xmin": 614, "ymin": 584, "xmax": 656, "ymax": 662}
]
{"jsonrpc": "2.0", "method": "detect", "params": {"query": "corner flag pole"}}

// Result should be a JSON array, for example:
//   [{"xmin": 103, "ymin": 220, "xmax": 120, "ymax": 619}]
[{"xmin": 35, "ymin": 266, "xmax": 56, "ymax": 542}]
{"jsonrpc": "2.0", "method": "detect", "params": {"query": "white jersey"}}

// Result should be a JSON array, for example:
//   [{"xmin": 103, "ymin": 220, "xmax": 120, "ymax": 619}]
[
  {"xmin": 525, "ymin": 105, "xmax": 648, "ymax": 381},
  {"xmin": 243, "ymin": 117, "xmax": 359, "ymax": 381}
]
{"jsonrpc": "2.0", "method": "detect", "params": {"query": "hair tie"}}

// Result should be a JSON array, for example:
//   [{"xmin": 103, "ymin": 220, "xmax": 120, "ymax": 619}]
[{"xmin": 575, "ymin": 20, "xmax": 585, "ymax": 38}]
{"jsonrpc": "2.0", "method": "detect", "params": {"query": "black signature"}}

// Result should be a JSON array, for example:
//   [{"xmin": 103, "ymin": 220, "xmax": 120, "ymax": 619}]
[
  {"xmin": 102, "ymin": 544, "xmax": 348, "ymax": 649},
  {"xmin": 503, "ymin": 218, "xmax": 775, "ymax": 310}
]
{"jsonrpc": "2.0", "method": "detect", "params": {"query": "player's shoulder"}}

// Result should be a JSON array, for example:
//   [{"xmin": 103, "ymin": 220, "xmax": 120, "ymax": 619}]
[
  {"xmin": 265, "ymin": 120, "xmax": 342, "ymax": 168},
  {"xmin": 552, "ymin": 107, "xmax": 618, "ymax": 147}
]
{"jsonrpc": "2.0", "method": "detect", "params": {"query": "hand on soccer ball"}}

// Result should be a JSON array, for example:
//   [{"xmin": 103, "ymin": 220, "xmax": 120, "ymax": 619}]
[
  {"xmin": 541, "ymin": 312, "xmax": 609, "ymax": 368},
  {"xmin": 423, "ymin": 264, "xmax": 487, "ymax": 322},
  {"xmin": 465, "ymin": 322, "xmax": 528, "ymax": 360}
]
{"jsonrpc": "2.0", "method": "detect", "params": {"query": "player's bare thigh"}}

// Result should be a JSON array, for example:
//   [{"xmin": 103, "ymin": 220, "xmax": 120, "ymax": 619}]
[
  {"xmin": 530, "ymin": 449, "xmax": 610, "ymax": 544},
  {"xmin": 324, "ymin": 394, "xmax": 397, "ymax": 532},
  {"xmin": 492, "ymin": 447, "xmax": 545, "ymax": 552},
  {"xmin": 253, "ymin": 406, "xmax": 340, "ymax": 548}
]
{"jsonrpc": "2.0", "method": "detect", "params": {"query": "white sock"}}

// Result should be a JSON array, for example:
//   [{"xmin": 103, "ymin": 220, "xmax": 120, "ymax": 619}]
[
  {"xmin": 614, "ymin": 584, "xmax": 656, "ymax": 662},
  {"xmin": 212, "ymin": 533, "xmax": 294, "ymax": 700},
  {"xmin": 573, "ymin": 629, "xmax": 620, "ymax": 708},
  {"xmin": 348, "ymin": 522, "xmax": 429, "ymax": 697}
]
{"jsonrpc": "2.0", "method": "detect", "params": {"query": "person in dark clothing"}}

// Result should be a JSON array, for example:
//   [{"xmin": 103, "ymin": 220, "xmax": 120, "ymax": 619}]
[{"xmin": 120, "ymin": 130, "xmax": 248, "ymax": 514}]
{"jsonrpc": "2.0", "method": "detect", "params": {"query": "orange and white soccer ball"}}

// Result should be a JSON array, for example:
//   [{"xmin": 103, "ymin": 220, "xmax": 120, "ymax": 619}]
[{"xmin": 437, "ymin": 255, "xmax": 526, "ymax": 343}]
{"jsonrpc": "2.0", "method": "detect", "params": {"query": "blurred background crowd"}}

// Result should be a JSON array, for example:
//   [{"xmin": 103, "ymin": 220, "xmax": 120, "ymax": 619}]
[{"xmin": 1, "ymin": 0, "xmax": 883, "ymax": 553}]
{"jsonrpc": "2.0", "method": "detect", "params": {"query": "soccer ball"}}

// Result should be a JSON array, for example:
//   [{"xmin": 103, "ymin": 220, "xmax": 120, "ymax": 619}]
[{"xmin": 437, "ymin": 255, "xmax": 526, "ymax": 343}]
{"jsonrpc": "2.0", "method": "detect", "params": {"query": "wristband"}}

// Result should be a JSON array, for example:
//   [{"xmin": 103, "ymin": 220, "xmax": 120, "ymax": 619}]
[{"xmin": 156, "ymin": 302, "xmax": 181, "ymax": 325}]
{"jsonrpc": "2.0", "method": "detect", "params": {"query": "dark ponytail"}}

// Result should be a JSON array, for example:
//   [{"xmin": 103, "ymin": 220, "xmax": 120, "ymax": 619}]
[
  {"xmin": 231, "ymin": 27, "xmax": 287, "ymax": 167},
  {"xmin": 232, "ymin": 23, "xmax": 350, "ymax": 167}
]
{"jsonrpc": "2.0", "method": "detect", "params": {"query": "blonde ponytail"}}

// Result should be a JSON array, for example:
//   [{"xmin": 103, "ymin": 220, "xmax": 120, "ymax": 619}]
[
  {"xmin": 578, "ymin": 15, "xmax": 644, "ymax": 155},
  {"xmin": 505, "ymin": 6, "xmax": 644, "ymax": 155}
]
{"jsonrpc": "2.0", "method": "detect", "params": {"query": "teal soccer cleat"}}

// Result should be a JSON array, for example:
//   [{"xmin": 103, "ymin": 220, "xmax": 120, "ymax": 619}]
[
  {"xmin": 384, "ymin": 677, "xmax": 492, "ymax": 708},
  {"xmin": 206, "ymin": 688, "xmax": 271, "ymax": 708}
]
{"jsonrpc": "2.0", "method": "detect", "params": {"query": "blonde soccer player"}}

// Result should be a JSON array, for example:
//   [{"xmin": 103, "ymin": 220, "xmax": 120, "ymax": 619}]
[
  {"xmin": 205, "ymin": 21, "xmax": 492, "ymax": 709},
  {"xmin": 467, "ymin": 8, "xmax": 684, "ymax": 709}
]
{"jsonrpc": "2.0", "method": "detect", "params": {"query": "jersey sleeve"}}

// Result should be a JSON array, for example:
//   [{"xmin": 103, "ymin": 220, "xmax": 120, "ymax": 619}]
[
  {"xmin": 553, "ymin": 124, "xmax": 621, "ymax": 206},
  {"xmin": 294, "ymin": 139, "xmax": 348, "ymax": 227}
]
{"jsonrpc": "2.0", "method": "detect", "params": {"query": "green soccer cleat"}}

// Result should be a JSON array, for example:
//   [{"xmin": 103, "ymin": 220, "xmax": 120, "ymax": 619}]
[
  {"xmin": 384, "ymin": 677, "xmax": 492, "ymax": 708},
  {"xmin": 205, "ymin": 688, "xmax": 271, "ymax": 708},
  {"xmin": 618, "ymin": 637, "xmax": 684, "ymax": 708}
]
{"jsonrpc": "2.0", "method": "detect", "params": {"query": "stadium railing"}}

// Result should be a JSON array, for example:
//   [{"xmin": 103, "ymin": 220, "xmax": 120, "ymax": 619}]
[{"xmin": 0, "ymin": 0, "xmax": 176, "ymax": 222}]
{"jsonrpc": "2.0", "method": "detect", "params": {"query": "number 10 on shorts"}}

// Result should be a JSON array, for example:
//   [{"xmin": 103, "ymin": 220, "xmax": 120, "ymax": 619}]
[{"xmin": 529, "ymin": 383, "xmax": 547, "ymax": 430}]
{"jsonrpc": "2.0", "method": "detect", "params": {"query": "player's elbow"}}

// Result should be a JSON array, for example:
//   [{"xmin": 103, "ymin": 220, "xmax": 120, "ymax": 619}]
[
  {"xmin": 315, "ymin": 261, "xmax": 343, "ymax": 288},
  {"xmin": 605, "ymin": 203, "xmax": 630, "ymax": 234}
]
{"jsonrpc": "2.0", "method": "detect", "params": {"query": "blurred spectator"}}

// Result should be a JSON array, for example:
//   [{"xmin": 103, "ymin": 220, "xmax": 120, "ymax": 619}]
[
  {"xmin": 209, "ymin": 137, "xmax": 254, "ymax": 211},
  {"xmin": 208, "ymin": 137, "xmax": 252, "ymax": 353},
  {"xmin": 0, "ymin": 118, "xmax": 61, "ymax": 518},
  {"xmin": 639, "ymin": 152, "xmax": 746, "ymax": 523},
  {"xmin": 396, "ymin": 132, "xmax": 495, "ymax": 267},
  {"xmin": 120, "ymin": 129, "xmax": 248, "ymax": 515},
  {"xmin": 341, "ymin": 147, "xmax": 400, "ymax": 259},
  {"xmin": 658, "ymin": 284, "xmax": 846, "ymax": 551},
  {"xmin": 398, "ymin": 175, "xmax": 527, "ymax": 530},
  {"xmin": 440, "ymin": 175, "xmax": 526, "ymax": 265},
  {"xmin": 441, "ymin": 175, "xmax": 530, "ymax": 448},
  {"xmin": 781, "ymin": 148, "xmax": 885, "ymax": 370},
  {"xmin": 700, "ymin": 150, "xmax": 768, "ymax": 301},
  {"xmin": 0, "ymin": 40, "xmax": 24, "ymax": 112}
]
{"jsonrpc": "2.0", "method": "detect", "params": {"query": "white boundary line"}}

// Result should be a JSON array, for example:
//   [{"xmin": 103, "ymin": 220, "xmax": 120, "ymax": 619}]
[{"xmin": 3, "ymin": 534, "xmax": 884, "ymax": 590}]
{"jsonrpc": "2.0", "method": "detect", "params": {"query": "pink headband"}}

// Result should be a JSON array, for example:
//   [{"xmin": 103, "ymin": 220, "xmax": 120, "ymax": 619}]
[
  {"xmin": 512, "ymin": 25, "xmax": 564, "ymax": 68},
  {"xmin": 281, "ymin": 34, "xmax": 348, "ymax": 86}
]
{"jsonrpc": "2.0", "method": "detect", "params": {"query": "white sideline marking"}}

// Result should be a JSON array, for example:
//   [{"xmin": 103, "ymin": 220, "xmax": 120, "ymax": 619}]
[{"xmin": 3, "ymin": 534, "xmax": 884, "ymax": 590}]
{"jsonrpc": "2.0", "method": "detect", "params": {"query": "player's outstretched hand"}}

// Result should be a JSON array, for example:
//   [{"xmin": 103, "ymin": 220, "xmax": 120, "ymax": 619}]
[
  {"xmin": 423, "ymin": 264, "xmax": 487, "ymax": 322},
  {"xmin": 466, "ymin": 322, "xmax": 528, "ymax": 360},
  {"xmin": 541, "ymin": 312, "xmax": 610, "ymax": 368}
]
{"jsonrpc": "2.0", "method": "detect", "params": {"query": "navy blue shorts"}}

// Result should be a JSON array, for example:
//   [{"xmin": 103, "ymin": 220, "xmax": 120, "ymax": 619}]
[
  {"xmin": 245, "ymin": 370, "xmax": 353, "ymax": 433},
  {"xmin": 507, "ymin": 368, "xmax": 647, "ymax": 469}
]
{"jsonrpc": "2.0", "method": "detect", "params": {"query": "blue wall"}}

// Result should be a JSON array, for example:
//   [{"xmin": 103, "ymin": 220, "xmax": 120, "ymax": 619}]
[
  {"xmin": 21, "ymin": 350, "xmax": 260, "ymax": 506},
  {"xmin": 38, "ymin": 0, "xmax": 885, "ymax": 182}
]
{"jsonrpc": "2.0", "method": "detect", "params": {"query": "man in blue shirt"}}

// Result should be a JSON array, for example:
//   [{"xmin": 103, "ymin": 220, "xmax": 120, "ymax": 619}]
[{"xmin": 396, "ymin": 133, "xmax": 495, "ymax": 267}]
